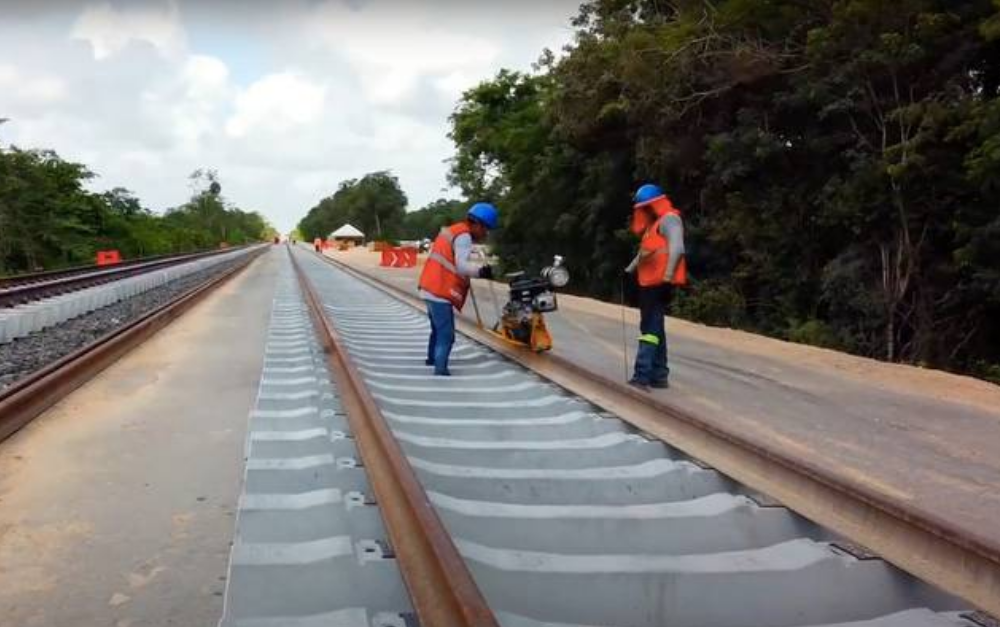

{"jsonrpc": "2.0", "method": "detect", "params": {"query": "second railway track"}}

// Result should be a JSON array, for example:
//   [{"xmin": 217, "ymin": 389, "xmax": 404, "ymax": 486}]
[
  {"xmin": 0, "ymin": 245, "xmax": 267, "ymax": 443},
  {"xmin": 0, "ymin": 246, "xmax": 251, "ymax": 309},
  {"xmin": 221, "ymin": 245, "xmax": 989, "ymax": 627}
]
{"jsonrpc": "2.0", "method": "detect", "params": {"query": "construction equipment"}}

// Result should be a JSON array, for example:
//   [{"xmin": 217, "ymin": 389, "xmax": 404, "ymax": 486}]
[{"xmin": 485, "ymin": 255, "xmax": 569, "ymax": 352}]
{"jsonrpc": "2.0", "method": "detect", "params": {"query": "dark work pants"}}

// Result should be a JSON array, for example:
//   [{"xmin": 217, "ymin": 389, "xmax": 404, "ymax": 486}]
[{"xmin": 632, "ymin": 284, "xmax": 673, "ymax": 384}]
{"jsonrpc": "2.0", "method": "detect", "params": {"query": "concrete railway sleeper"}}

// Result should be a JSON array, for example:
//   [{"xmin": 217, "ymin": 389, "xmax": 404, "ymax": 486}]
[
  {"xmin": 221, "ymin": 246, "xmax": 986, "ymax": 627},
  {"xmin": 0, "ymin": 246, "xmax": 262, "ymax": 344}
]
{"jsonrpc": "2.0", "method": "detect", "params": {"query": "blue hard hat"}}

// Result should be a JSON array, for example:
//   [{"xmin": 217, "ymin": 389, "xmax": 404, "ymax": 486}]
[
  {"xmin": 633, "ymin": 183, "xmax": 665, "ymax": 205},
  {"xmin": 467, "ymin": 202, "xmax": 499, "ymax": 229}
]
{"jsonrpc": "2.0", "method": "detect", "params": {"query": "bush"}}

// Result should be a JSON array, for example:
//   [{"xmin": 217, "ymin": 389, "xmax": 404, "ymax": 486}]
[
  {"xmin": 973, "ymin": 361, "xmax": 1000, "ymax": 385},
  {"xmin": 786, "ymin": 318, "xmax": 843, "ymax": 350},
  {"xmin": 673, "ymin": 281, "xmax": 746, "ymax": 328}
]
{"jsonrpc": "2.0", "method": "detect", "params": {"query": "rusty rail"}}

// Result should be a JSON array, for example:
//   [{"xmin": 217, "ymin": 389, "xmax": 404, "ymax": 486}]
[
  {"xmin": 288, "ymin": 249, "xmax": 499, "ymax": 627},
  {"xmin": 313, "ymin": 247, "xmax": 1000, "ymax": 617},
  {"xmin": 0, "ymin": 247, "xmax": 265, "ymax": 444}
]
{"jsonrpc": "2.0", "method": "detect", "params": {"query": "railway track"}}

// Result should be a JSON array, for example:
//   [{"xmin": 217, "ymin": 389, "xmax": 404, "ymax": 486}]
[
  {"xmin": 221, "ymin": 246, "xmax": 991, "ymax": 627},
  {"xmin": 0, "ymin": 245, "xmax": 266, "ymax": 443},
  {"xmin": 0, "ymin": 246, "xmax": 249, "ymax": 309},
  {"xmin": 0, "ymin": 247, "xmax": 259, "ymax": 346}
]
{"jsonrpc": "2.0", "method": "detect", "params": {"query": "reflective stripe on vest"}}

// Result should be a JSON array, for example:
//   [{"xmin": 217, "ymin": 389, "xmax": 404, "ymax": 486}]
[
  {"xmin": 637, "ymin": 210, "xmax": 687, "ymax": 287},
  {"xmin": 426, "ymin": 228, "xmax": 460, "ymax": 274},
  {"xmin": 418, "ymin": 222, "xmax": 471, "ymax": 309}
]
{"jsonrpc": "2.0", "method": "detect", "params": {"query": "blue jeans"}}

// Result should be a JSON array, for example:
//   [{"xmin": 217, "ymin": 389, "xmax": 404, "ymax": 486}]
[
  {"xmin": 425, "ymin": 299, "xmax": 455, "ymax": 375},
  {"xmin": 632, "ymin": 285, "xmax": 672, "ymax": 384}
]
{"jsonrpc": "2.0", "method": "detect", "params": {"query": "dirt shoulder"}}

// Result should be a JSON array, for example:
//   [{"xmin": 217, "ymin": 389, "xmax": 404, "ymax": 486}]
[{"xmin": 334, "ymin": 246, "xmax": 1000, "ymax": 416}]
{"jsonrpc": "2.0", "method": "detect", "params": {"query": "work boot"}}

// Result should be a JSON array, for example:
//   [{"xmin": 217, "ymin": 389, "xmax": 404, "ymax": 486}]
[
  {"xmin": 425, "ymin": 358, "xmax": 434, "ymax": 366},
  {"xmin": 651, "ymin": 379, "xmax": 670, "ymax": 389},
  {"xmin": 627, "ymin": 378, "xmax": 650, "ymax": 392}
]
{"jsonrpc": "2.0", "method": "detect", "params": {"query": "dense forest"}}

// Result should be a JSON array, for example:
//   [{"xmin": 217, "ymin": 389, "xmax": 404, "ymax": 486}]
[
  {"xmin": 0, "ymin": 140, "xmax": 274, "ymax": 275},
  {"xmin": 321, "ymin": 0, "xmax": 998, "ymax": 383},
  {"xmin": 460, "ymin": 0, "xmax": 1000, "ymax": 383}
]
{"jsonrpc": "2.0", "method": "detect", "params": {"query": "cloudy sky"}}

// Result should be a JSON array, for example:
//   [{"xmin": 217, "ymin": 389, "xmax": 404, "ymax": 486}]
[{"xmin": 0, "ymin": 0, "xmax": 579, "ymax": 232}]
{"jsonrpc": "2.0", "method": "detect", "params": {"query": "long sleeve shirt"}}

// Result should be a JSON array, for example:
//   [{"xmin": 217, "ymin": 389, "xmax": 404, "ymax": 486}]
[{"xmin": 662, "ymin": 214, "xmax": 685, "ymax": 279}]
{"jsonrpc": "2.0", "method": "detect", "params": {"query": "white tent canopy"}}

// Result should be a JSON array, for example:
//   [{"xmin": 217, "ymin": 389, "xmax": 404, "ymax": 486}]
[{"xmin": 329, "ymin": 224, "xmax": 364, "ymax": 239}]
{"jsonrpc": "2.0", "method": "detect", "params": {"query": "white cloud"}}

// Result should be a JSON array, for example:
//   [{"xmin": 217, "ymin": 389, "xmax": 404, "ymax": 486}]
[
  {"xmin": 225, "ymin": 72, "xmax": 326, "ymax": 138},
  {"xmin": 0, "ymin": 65, "xmax": 68, "ymax": 105},
  {"xmin": 308, "ymin": 1, "xmax": 501, "ymax": 105},
  {"xmin": 1, "ymin": 0, "xmax": 579, "ymax": 232},
  {"xmin": 162, "ymin": 55, "xmax": 233, "ymax": 150},
  {"xmin": 184, "ymin": 54, "xmax": 229, "ymax": 91},
  {"xmin": 71, "ymin": 0, "xmax": 185, "ymax": 60}
]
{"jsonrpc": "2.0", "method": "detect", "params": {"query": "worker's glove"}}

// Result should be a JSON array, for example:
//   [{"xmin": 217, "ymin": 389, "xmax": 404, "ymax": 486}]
[
  {"xmin": 624, "ymin": 258, "xmax": 639, "ymax": 274},
  {"xmin": 478, "ymin": 265, "xmax": 494, "ymax": 280}
]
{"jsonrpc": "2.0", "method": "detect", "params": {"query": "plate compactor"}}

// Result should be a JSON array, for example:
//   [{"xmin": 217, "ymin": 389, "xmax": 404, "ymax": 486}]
[{"xmin": 480, "ymin": 256, "xmax": 570, "ymax": 352}]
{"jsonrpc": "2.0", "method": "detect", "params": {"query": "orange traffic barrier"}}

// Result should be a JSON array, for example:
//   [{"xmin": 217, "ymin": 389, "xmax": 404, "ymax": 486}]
[
  {"xmin": 95, "ymin": 250, "xmax": 121, "ymax": 266},
  {"xmin": 380, "ymin": 246, "xmax": 418, "ymax": 268}
]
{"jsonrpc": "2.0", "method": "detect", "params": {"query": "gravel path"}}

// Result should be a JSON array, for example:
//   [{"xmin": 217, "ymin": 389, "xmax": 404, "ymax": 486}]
[{"xmin": 0, "ymin": 255, "xmax": 251, "ymax": 392}]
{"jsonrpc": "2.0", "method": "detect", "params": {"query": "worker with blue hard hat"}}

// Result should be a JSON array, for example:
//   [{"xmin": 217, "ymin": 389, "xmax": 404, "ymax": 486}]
[
  {"xmin": 624, "ymin": 183, "xmax": 687, "ymax": 390},
  {"xmin": 418, "ymin": 202, "xmax": 498, "ymax": 376}
]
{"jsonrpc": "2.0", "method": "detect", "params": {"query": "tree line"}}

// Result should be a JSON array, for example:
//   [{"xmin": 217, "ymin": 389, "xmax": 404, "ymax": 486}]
[
  {"xmin": 0, "ymin": 140, "xmax": 275, "ymax": 275},
  {"xmin": 296, "ymin": 171, "xmax": 467, "ymax": 242}
]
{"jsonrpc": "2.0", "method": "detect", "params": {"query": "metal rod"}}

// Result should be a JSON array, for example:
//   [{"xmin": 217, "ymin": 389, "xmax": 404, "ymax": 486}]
[
  {"xmin": 488, "ymin": 279, "xmax": 502, "ymax": 330},
  {"xmin": 468, "ymin": 280, "xmax": 484, "ymax": 329},
  {"xmin": 620, "ymin": 274, "xmax": 629, "ymax": 382}
]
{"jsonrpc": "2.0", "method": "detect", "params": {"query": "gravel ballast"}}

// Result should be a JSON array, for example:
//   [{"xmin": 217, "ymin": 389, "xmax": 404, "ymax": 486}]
[{"xmin": 0, "ymin": 255, "xmax": 252, "ymax": 392}]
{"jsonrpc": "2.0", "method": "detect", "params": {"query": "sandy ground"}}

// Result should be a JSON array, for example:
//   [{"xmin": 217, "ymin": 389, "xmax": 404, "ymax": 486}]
[
  {"xmin": 325, "ymin": 246, "xmax": 1000, "ymax": 551},
  {"xmin": 336, "ymin": 247, "xmax": 1000, "ymax": 414},
  {"xmin": 0, "ymin": 248, "xmax": 279, "ymax": 627}
]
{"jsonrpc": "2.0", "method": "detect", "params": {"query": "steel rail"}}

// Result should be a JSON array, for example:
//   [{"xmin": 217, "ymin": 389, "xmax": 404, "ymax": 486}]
[
  {"xmin": 0, "ymin": 247, "xmax": 266, "ymax": 444},
  {"xmin": 289, "ymin": 249, "xmax": 499, "ymax": 627},
  {"xmin": 0, "ymin": 245, "xmax": 252, "ymax": 308},
  {"xmin": 313, "ymin": 248, "xmax": 1000, "ymax": 617}
]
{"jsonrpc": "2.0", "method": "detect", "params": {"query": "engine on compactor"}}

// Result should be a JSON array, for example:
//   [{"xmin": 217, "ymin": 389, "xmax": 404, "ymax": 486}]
[{"xmin": 494, "ymin": 256, "xmax": 569, "ymax": 352}]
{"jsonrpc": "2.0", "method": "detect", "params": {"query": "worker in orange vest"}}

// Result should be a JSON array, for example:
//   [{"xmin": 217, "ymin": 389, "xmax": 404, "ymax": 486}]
[
  {"xmin": 418, "ymin": 202, "xmax": 499, "ymax": 376},
  {"xmin": 624, "ymin": 184, "xmax": 687, "ymax": 390}
]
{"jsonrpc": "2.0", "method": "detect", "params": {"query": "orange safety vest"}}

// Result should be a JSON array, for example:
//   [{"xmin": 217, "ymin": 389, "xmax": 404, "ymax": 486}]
[
  {"xmin": 637, "ymin": 199, "xmax": 687, "ymax": 287},
  {"xmin": 419, "ymin": 222, "xmax": 472, "ymax": 309}
]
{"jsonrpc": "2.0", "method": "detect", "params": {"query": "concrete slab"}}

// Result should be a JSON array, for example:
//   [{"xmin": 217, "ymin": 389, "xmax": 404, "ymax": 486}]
[{"xmin": 0, "ymin": 248, "xmax": 279, "ymax": 627}]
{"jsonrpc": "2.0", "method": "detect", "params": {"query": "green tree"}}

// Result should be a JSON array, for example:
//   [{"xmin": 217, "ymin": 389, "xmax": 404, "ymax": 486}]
[
  {"xmin": 444, "ymin": 0, "xmax": 1000, "ymax": 380},
  {"xmin": 401, "ymin": 198, "xmax": 467, "ymax": 240},
  {"xmin": 1, "ymin": 146, "xmax": 274, "ymax": 274},
  {"xmin": 297, "ymin": 171, "xmax": 408, "ymax": 241}
]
